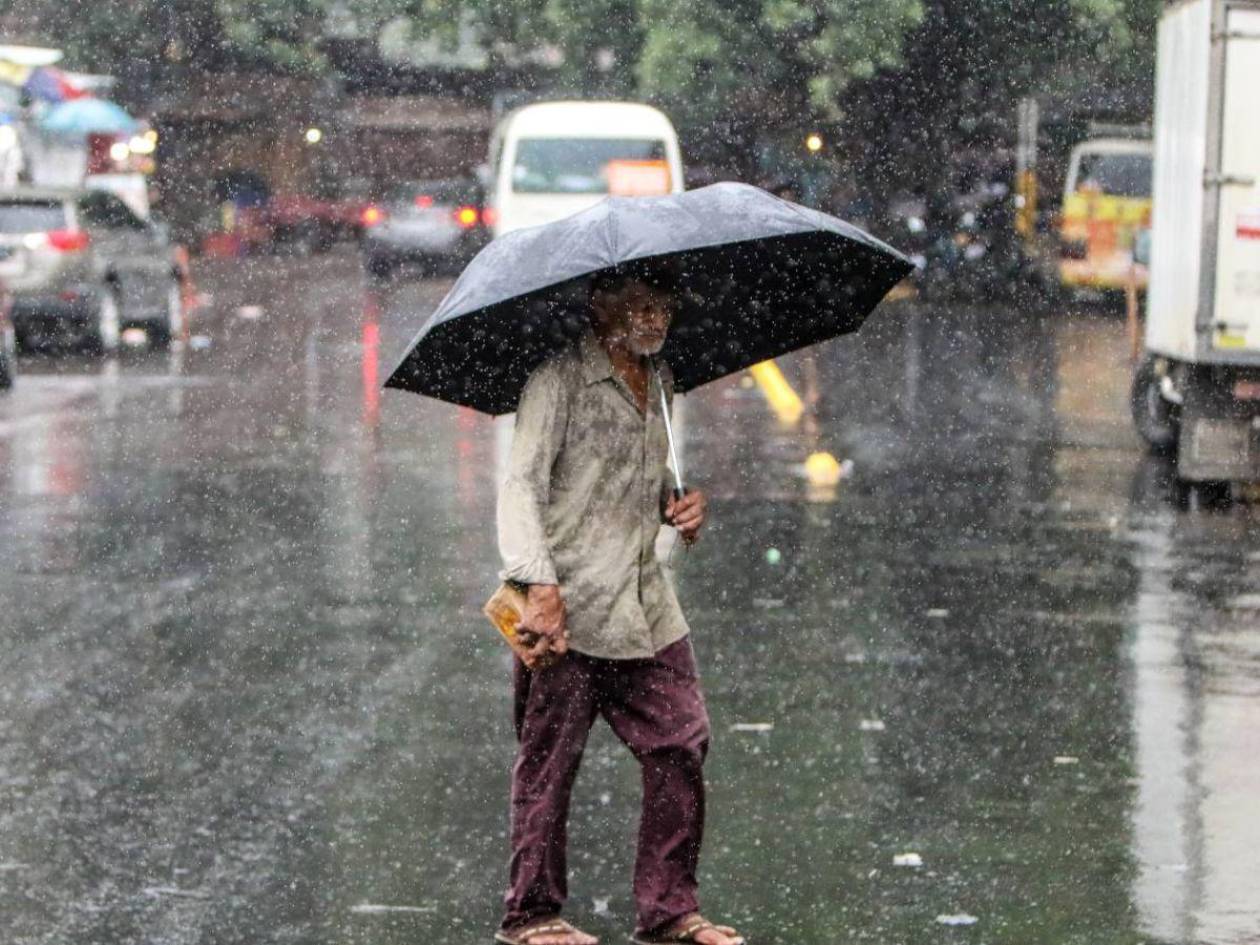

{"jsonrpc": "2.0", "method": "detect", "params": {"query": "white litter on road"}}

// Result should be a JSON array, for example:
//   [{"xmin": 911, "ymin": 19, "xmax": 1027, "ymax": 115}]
[
  {"xmin": 0, "ymin": 862, "xmax": 29, "ymax": 872},
  {"xmin": 236, "ymin": 305, "xmax": 264, "ymax": 320},
  {"xmin": 859, "ymin": 719, "xmax": 886, "ymax": 732},
  {"xmin": 925, "ymin": 609, "xmax": 950, "ymax": 619},
  {"xmin": 142, "ymin": 886, "xmax": 211, "ymax": 900},
  {"xmin": 189, "ymin": 334, "xmax": 212, "ymax": 350},
  {"xmin": 730, "ymin": 722, "xmax": 774, "ymax": 733},
  {"xmin": 935, "ymin": 913, "xmax": 979, "ymax": 926},
  {"xmin": 350, "ymin": 903, "xmax": 436, "ymax": 915},
  {"xmin": 592, "ymin": 897, "xmax": 611, "ymax": 916},
  {"xmin": 893, "ymin": 853, "xmax": 923, "ymax": 867},
  {"xmin": 1053, "ymin": 756, "xmax": 1080, "ymax": 765}
]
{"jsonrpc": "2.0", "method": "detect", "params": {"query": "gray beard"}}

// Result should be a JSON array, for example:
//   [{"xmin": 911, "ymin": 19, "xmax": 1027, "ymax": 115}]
[{"xmin": 629, "ymin": 335, "xmax": 666, "ymax": 357}]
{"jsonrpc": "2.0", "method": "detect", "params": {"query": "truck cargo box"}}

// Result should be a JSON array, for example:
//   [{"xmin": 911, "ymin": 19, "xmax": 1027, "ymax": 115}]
[
  {"xmin": 1139, "ymin": 0, "xmax": 1260, "ymax": 485},
  {"xmin": 1147, "ymin": 0, "xmax": 1260, "ymax": 364}
]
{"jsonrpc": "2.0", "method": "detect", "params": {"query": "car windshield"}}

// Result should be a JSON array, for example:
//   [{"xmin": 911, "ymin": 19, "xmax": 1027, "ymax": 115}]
[
  {"xmin": 511, "ymin": 138, "xmax": 668, "ymax": 194},
  {"xmin": 389, "ymin": 181, "xmax": 480, "ymax": 208},
  {"xmin": 0, "ymin": 201, "xmax": 67, "ymax": 233},
  {"xmin": 1075, "ymin": 153, "xmax": 1152, "ymax": 198}
]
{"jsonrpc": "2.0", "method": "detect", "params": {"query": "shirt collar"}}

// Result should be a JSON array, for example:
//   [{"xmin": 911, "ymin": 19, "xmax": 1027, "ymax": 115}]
[{"xmin": 579, "ymin": 328, "xmax": 615, "ymax": 386}]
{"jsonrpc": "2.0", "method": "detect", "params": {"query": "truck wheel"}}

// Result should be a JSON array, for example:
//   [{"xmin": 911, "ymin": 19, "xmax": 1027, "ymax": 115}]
[
  {"xmin": 1131, "ymin": 356, "xmax": 1179, "ymax": 454},
  {"xmin": 84, "ymin": 288, "xmax": 121, "ymax": 355}
]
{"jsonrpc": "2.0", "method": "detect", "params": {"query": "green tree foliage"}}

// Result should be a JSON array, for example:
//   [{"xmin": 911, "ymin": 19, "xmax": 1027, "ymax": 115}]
[
  {"xmin": 428, "ymin": 0, "xmax": 1159, "ymax": 179},
  {"xmin": 2, "ymin": 0, "xmax": 1161, "ymax": 185},
  {"xmin": 838, "ymin": 0, "xmax": 1163, "ymax": 202},
  {"xmin": 0, "ymin": 0, "xmax": 335, "ymax": 73},
  {"xmin": 636, "ymin": 0, "xmax": 923, "ymax": 126}
]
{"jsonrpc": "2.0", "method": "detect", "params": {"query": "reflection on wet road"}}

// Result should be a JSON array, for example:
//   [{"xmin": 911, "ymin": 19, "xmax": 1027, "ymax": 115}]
[{"xmin": 1, "ymin": 249, "xmax": 1257, "ymax": 944}]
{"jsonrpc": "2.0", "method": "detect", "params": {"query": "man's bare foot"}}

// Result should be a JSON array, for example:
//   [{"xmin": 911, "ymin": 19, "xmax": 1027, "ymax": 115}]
[
  {"xmin": 495, "ymin": 917, "xmax": 598, "ymax": 945},
  {"xmin": 691, "ymin": 924, "xmax": 741, "ymax": 945}
]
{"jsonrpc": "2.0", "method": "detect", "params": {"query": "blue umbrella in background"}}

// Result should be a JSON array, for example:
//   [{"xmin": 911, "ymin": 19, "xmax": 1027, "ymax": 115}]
[
  {"xmin": 39, "ymin": 98, "xmax": 138, "ymax": 137},
  {"xmin": 22, "ymin": 67, "xmax": 87, "ymax": 103}
]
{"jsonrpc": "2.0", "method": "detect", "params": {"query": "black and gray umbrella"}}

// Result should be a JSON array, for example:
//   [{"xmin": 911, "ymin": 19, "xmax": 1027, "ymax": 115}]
[{"xmin": 384, "ymin": 181, "xmax": 913, "ymax": 416}]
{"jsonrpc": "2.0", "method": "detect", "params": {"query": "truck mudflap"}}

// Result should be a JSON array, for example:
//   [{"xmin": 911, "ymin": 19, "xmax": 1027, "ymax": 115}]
[{"xmin": 1177, "ymin": 365, "xmax": 1260, "ymax": 482}]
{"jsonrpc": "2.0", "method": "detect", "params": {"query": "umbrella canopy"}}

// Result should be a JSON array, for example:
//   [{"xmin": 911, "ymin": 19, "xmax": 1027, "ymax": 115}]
[
  {"xmin": 385, "ymin": 182, "xmax": 914, "ymax": 415},
  {"xmin": 39, "ymin": 97, "xmax": 137, "ymax": 137}
]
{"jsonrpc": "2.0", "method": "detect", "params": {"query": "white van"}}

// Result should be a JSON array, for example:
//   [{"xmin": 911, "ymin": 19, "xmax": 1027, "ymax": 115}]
[{"xmin": 487, "ymin": 101, "xmax": 684, "ymax": 237}]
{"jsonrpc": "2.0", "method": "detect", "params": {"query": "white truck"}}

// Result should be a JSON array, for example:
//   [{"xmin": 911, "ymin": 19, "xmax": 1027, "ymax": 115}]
[{"xmin": 1134, "ymin": 0, "xmax": 1260, "ymax": 486}]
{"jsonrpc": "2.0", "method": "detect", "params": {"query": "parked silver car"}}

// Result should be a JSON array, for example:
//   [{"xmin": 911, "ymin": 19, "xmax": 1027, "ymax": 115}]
[
  {"xmin": 359, "ymin": 179, "xmax": 491, "ymax": 281},
  {"xmin": 0, "ymin": 188, "xmax": 183, "ymax": 352}
]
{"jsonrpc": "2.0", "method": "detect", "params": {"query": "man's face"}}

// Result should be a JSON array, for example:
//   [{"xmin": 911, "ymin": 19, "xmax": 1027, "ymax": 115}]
[{"xmin": 592, "ymin": 278, "xmax": 675, "ymax": 357}]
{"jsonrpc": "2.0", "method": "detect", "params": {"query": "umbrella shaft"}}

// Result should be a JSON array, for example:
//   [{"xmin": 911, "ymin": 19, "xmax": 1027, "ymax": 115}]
[{"xmin": 655, "ymin": 360, "xmax": 685, "ymax": 496}]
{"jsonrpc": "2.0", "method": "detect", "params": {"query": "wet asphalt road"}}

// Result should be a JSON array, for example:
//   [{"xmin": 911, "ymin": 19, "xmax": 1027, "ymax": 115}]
[{"xmin": 1, "ymin": 248, "xmax": 1258, "ymax": 945}]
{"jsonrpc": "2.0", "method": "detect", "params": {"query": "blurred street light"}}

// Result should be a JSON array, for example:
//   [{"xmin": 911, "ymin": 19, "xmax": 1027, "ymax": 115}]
[
  {"xmin": 805, "ymin": 133, "xmax": 824, "ymax": 153},
  {"xmin": 304, "ymin": 127, "xmax": 323, "ymax": 145}
]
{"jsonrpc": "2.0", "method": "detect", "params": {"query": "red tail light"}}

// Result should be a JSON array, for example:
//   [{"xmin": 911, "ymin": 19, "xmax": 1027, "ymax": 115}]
[
  {"xmin": 414, "ymin": 195, "xmax": 434, "ymax": 209},
  {"xmin": 361, "ymin": 205, "xmax": 385, "ymax": 227},
  {"xmin": 454, "ymin": 206, "xmax": 479, "ymax": 228},
  {"xmin": 85, "ymin": 133, "xmax": 116, "ymax": 175},
  {"xmin": 480, "ymin": 206, "xmax": 498, "ymax": 227},
  {"xmin": 46, "ymin": 229, "xmax": 91, "ymax": 252}
]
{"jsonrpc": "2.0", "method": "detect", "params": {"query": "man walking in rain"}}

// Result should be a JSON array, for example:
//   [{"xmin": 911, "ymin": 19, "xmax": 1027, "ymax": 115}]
[{"xmin": 494, "ymin": 263, "xmax": 744, "ymax": 945}]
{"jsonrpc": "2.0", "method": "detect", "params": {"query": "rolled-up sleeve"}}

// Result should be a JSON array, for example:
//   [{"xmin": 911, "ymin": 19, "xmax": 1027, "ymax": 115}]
[{"xmin": 497, "ymin": 362, "xmax": 568, "ymax": 585}]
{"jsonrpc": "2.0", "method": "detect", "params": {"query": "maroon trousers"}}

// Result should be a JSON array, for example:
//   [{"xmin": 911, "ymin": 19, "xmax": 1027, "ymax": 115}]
[{"xmin": 502, "ymin": 637, "xmax": 711, "ymax": 935}]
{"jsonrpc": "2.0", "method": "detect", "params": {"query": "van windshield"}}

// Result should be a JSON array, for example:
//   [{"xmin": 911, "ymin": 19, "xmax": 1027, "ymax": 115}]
[
  {"xmin": 512, "ymin": 138, "xmax": 669, "ymax": 194},
  {"xmin": 1074, "ymin": 153, "xmax": 1152, "ymax": 198}
]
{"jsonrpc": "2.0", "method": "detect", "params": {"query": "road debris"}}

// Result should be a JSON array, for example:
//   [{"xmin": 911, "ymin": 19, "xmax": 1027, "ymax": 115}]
[
  {"xmin": 935, "ymin": 913, "xmax": 979, "ymax": 926},
  {"xmin": 142, "ymin": 886, "xmax": 212, "ymax": 900}
]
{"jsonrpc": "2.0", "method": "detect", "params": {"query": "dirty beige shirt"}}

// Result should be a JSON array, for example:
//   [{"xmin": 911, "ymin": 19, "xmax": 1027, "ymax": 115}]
[{"xmin": 497, "ymin": 329, "xmax": 690, "ymax": 660}]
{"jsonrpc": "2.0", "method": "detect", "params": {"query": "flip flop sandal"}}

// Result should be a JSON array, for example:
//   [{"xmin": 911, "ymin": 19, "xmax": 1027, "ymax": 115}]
[
  {"xmin": 630, "ymin": 913, "xmax": 745, "ymax": 945},
  {"xmin": 496, "ymin": 917, "xmax": 598, "ymax": 945}
]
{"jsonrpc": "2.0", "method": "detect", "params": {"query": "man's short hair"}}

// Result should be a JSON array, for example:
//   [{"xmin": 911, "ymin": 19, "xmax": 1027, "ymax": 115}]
[{"xmin": 590, "ymin": 258, "xmax": 679, "ymax": 297}]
